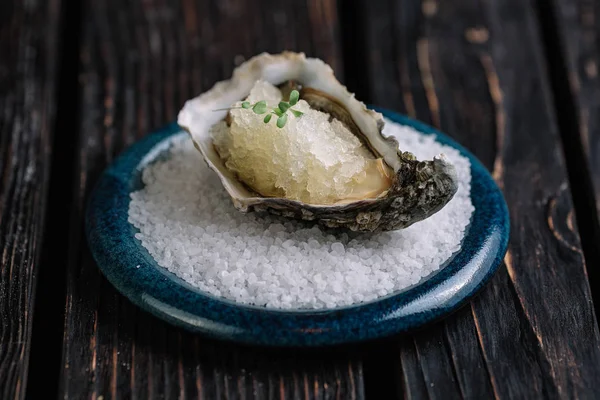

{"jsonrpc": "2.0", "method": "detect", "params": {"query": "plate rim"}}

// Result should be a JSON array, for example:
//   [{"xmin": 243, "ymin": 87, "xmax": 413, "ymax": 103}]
[{"xmin": 85, "ymin": 108, "xmax": 510, "ymax": 346}]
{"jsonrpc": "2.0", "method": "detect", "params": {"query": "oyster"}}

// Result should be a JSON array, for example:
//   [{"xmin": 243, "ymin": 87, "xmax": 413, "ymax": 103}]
[{"xmin": 178, "ymin": 52, "xmax": 458, "ymax": 232}]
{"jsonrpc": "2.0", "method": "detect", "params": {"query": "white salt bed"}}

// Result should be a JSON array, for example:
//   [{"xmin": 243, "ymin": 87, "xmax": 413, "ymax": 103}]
[{"xmin": 128, "ymin": 119, "xmax": 474, "ymax": 310}]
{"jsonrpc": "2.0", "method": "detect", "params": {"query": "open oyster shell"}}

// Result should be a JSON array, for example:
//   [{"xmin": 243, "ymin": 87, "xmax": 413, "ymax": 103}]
[{"xmin": 178, "ymin": 52, "xmax": 458, "ymax": 232}]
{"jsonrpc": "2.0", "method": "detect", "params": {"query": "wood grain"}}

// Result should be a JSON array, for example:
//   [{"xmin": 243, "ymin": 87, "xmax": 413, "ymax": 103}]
[
  {"xmin": 550, "ymin": 0, "xmax": 600, "ymax": 216},
  {"xmin": 60, "ymin": 0, "xmax": 364, "ymax": 398},
  {"xmin": 0, "ymin": 1, "xmax": 62, "ymax": 399},
  {"xmin": 546, "ymin": 0, "xmax": 600, "ymax": 318},
  {"xmin": 357, "ymin": 0, "xmax": 600, "ymax": 398}
]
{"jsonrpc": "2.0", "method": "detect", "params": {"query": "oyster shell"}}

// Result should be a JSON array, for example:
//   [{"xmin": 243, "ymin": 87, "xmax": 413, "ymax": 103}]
[{"xmin": 178, "ymin": 52, "xmax": 458, "ymax": 232}]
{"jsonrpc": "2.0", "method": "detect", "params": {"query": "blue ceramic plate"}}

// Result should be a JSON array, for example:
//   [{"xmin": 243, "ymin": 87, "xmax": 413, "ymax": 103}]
[{"xmin": 86, "ymin": 109, "xmax": 509, "ymax": 347}]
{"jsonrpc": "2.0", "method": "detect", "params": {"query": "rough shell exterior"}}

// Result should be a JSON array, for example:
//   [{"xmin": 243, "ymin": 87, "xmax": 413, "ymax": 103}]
[{"xmin": 178, "ymin": 52, "xmax": 458, "ymax": 232}]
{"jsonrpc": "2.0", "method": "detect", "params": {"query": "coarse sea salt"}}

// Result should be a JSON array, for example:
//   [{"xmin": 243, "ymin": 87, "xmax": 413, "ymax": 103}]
[{"xmin": 128, "ymin": 119, "xmax": 474, "ymax": 310}]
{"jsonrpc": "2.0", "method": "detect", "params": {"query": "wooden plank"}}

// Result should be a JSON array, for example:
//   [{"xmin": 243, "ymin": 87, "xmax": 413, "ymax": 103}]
[
  {"xmin": 547, "ymin": 0, "xmax": 600, "ymax": 314},
  {"xmin": 550, "ymin": 0, "xmax": 600, "ymax": 217},
  {"xmin": 60, "ymin": 0, "xmax": 364, "ymax": 398},
  {"xmin": 356, "ymin": 0, "xmax": 600, "ymax": 398},
  {"xmin": 0, "ymin": 1, "xmax": 62, "ymax": 399}
]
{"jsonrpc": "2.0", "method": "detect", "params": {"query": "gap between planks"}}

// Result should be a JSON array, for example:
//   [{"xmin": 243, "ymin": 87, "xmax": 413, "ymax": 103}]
[{"xmin": 25, "ymin": 0, "xmax": 84, "ymax": 397}]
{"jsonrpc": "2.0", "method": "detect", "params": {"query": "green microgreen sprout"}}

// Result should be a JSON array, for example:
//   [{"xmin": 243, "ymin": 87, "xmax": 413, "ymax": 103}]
[
  {"xmin": 213, "ymin": 90, "xmax": 303, "ymax": 128},
  {"xmin": 277, "ymin": 113, "xmax": 288, "ymax": 128}
]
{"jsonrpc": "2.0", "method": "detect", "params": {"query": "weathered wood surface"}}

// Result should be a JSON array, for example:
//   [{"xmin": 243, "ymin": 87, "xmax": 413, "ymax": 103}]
[
  {"xmin": 550, "ymin": 0, "xmax": 600, "ymax": 218},
  {"xmin": 59, "ymin": 0, "xmax": 365, "ymax": 399},
  {"xmin": 356, "ymin": 0, "xmax": 600, "ymax": 398},
  {"xmin": 549, "ymin": 0, "xmax": 600, "ymax": 309},
  {"xmin": 29, "ymin": 0, "xmax": 600, "ymax": 398},
  {"xmin": 0, "ymin": 1, "xmax": 62, "ymax": 399}
]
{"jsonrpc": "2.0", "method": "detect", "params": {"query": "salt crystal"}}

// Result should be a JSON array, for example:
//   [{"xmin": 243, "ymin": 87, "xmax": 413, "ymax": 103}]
[{"xmin": 331, "ymin": 242, "xmax": 345, "ymax": 255}]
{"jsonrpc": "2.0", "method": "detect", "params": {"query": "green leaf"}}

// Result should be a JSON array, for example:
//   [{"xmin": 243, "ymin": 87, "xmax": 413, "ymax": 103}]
[
  {"xmin": 273, "ymin": 107, "xmax": 283, "ymax": 117},
  {"xmin": 278, "ymin": 101, "xmax": 291, "ymax": 113},
  {"xmin": 290, "ymin": 109, "xmax": 303, "ymax": 118},
  {"xmin": 276, "ymin": 113, "xmax": 288, "ymax": 128},
  {"xmin": 263, "ymin": 114, "xmax": 272, "ymax": 123},
  {"xmin": 241, "ymin": 101, "xmax": 251, "ymax": 109},
  {"xmin": 289, "ymin": 90, "xmax": 299, "ymax": 105},
  {"xmin": 252, "ymin": 101, "xmax": 267, "ymax": 114}
]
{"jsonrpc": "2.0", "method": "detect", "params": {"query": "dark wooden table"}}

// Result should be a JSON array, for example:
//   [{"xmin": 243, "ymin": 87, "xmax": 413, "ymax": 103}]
[{"xmin": 2, "ymin": 0, "xmax": 600, "ymax": 398}]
